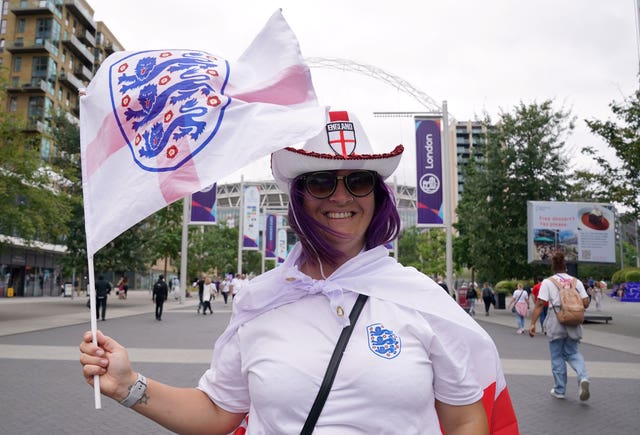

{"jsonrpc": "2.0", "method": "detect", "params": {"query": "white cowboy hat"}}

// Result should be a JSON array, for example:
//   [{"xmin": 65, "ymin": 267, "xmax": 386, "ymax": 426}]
[{"xmin": 271, "ymin": 109, "xmax": 404, "ymax": 193}]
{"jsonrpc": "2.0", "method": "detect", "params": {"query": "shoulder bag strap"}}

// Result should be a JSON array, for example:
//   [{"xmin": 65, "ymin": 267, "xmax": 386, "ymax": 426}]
[{"xmin": 300, "ymin": 293, "xmax": 369, "ymax": 435}]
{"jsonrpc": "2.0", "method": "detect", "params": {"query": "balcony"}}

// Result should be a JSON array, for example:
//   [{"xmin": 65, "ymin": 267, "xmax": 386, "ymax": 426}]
[
  {"xmin": 59, "ymin": 71, "xmax": 84, "ymax": 92},
  {"xmin": 62, "ymin": 34, "xmax": 95, "ymax": 68},
  {"xmin": 6, "ymin": 79, "xmax": 48, "ymax": 94},
  {"xmin": 102, "ymin": 40, "xmax": 119, "ymax": 55},
  {"xmin": 73, "ymin": 64, "xmax": 93, "ymax": 81},
  {"xmin": 76, "ymin": 28, "xmax": 96, "ymax": 47},
  {"xmin": 64, "ymin": 0, "xmax": 96, "ymax": 32},
  {"xmin": 10, "ymin": 0, "xmax": 62, "ymax": 19},
  {"xmin": 7, "ymin": 38, "xmax": 57, "ymax": 55},
  {"xmin": 24, "ymin": 119, "xmax": 49, "ymax": 134}
]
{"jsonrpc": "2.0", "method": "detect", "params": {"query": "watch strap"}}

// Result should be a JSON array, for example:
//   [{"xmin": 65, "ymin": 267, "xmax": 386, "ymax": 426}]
[{"xmin": 119, "ymin": 373, "xmax": 147, "ymax": 408}]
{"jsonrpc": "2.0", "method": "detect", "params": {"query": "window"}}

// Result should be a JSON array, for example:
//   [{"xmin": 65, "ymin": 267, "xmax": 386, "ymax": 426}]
[
  {"xmin": 1, "ymin": 19, "xmax": 7, "ymax": 34},
  {"xmin": 9, "ymin": 96, "xmax": 17, "ymax": 112},
  {"xmin": 32, "ymin": 56, "xmax": 48, "ymax": 79},
  {"xmin": 2, "ymin": 1, "xmax": 8, "ymax": 16},
  {"xmin": 41, "ymin": 137, "xmax": 51, "ymax": 161},
  {"xmin": 28, "ymin": 96, "xmax": 45, "ymax": 119},
  {"xmin": 17, "ymin": 19, "xmax": 25, "ymax": 33},
  {"xmin": 36, "ymin": 18, "xmax": 52, "ymax": 40},
  {"xmin": 0, "ymin": 38, "xmax": 4, "ymax": 53},
  {"xmin": 13, "ymin": 56, "xmax": 21, "ymax": 72}
]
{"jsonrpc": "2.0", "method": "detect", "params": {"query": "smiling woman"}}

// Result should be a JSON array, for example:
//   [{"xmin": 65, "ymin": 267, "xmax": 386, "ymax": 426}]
[{"xmin": 80, "ymin": 109, "xmax": 518, "ymax": 434}]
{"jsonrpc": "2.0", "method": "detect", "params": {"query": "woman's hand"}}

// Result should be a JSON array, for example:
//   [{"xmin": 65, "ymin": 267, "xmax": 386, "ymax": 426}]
[{"xmin": 79, "ymin": 330, "xmax": 137, "ymax": 402}]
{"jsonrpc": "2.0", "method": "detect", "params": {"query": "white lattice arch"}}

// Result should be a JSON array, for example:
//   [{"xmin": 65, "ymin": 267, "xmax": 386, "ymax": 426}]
[{"xmin": 305, "ymin": 57, "xmax": 442, "ymax": 113}]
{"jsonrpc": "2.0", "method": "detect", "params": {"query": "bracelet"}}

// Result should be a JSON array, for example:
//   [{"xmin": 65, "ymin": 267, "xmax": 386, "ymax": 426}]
[{"xmin": 119, "ymin": 373, "xmax": 147, "ymax": 408}]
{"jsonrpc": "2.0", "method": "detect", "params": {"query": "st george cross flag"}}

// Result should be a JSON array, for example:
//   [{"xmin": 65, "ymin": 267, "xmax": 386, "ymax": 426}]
[{"xmin": 80, "ymin": 10, "xmax": 324, "ymax": 255}]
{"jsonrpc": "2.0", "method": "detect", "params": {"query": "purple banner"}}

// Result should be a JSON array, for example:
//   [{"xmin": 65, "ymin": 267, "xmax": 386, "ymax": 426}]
[
  {"xmin": 242, "ymin": 186, "xmax": 260, "ymax": 249},
  {"xmin": 265, "ymin": 214, "xmax": 277, "ymax": 259},
  {"xmin": 190, "ymin": 184, "xmax": 217, "ymax": 224},
  {"xmin": 415, "ymin": 118, "xmax": 444, "ymax": 225}
]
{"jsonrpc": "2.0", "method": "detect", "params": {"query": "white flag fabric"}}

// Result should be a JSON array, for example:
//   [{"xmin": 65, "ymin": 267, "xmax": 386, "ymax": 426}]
[{"xmin": 80, "ymin": 10, "xmax": 324, "ymax": 255}]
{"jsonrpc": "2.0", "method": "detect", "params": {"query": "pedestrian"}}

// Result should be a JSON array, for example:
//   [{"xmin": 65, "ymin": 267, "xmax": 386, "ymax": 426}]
[
  {"xmin": 80, "ymin": 109, "xmax": 518, "ymax": 433},
  {"xmin": 171, "ymin": 276, "xmax": 180, "ymax": 300},
  {"xmin": 230, "ymin": 273, "xmax": 243, "ymax": 300},
  {"xmin": 529, "ymin": 251, "xmax": 591, "ymax": 401},
  {"xmin": 94, "ymin": 275, "xmax": 111, "ymax": 321},
  {"xmin": 152, "ymin": 275, "xmax": 168, "ymax": 321},
  {"xmin": 507, "ymin": 283, "xmax": 529, "ymax": 334},
  {"xmin": 201, "ymin": 276, "xmax": 215, "ymax": 315},
  {"xmin": 467, "ymin": 283, "xmax": 477, "ymax": 316},
  {"xmin": 195, "ymin": 273, "xmax": 205, "ymax": 314},
  {"xmin": 220, "ymin": 275, "xmax": 231, "ymax": 304},
  {"xmin": 481, "ymin": 282, "xmax": 495, "ymax": 316},
  {"xmin": 530, "ymin": 276, "xmax": 548, "ymax": 333},
  {"xmin": 593, "ymin": 279, "xmax": 605, "ymax": 311}
]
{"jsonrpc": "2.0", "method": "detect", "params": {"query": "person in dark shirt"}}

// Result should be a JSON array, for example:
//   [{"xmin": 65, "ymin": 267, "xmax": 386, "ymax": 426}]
[
  {"xmin": 152, "ymin": 275, "xmax": 169, "ymax": 321},
  {"xmin": 95, "ymin": 275, "xmax": 111, "ymax": 321}
]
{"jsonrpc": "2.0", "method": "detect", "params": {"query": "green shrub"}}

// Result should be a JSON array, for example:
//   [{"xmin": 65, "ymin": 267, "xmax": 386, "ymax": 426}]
[
  {"xmin": 625, "ymin": 269, "xmax": 640, "ymax": 282},
  {"xmin": 612, "ymin": 268, "xmax": 640, "ymax": 284}
]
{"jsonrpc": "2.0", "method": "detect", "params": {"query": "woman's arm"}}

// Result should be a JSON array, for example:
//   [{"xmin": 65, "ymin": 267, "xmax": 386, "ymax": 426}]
[
  {"xmin": 80, "ymin": 330, "xmax": 244, "ymax": 435},
  {"xmin": 435, "ymin": 399, "xmax": 489, "ymax": 435}
]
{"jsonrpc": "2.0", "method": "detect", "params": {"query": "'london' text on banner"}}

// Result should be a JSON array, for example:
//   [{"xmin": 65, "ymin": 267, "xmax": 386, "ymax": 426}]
[{"xmin": 415, "ymin": 118, "xmax": 444, "ymax": 225}]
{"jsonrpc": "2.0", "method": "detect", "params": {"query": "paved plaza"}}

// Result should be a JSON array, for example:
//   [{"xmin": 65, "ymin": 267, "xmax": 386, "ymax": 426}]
[{"xmin": 0, "ymin": 290, "xmax": 639, "ymax": 434}]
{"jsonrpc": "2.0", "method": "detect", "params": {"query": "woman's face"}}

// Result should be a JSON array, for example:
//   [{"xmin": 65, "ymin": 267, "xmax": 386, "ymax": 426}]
[{"xmin": 302, "ymin": 170, "xmax": 376, "ymax": 258}]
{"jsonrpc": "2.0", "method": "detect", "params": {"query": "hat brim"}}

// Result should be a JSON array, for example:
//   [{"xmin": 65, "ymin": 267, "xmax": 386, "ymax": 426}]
[{"xmin": 271, "ymin": 145, "xmax": 404, "ymax": 193}]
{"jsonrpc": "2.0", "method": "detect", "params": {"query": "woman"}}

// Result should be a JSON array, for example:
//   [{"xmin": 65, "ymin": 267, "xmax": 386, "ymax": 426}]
[
  {"xmin": 508, "ymin": 283, "xmax": 530, "ymax": 334},
  {"xmin": 202, "ymin": 276, "xmax": 215, "ymax": 315},
  {"xmin": 80, "ymin": 110, "xmax": 518, "ymax": 434}
]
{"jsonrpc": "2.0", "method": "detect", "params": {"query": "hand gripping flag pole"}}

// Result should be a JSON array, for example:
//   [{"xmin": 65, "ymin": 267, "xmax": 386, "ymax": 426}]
[{"xmin": 79, "ymin": 9, "xmax": 325, "ymax": 408}]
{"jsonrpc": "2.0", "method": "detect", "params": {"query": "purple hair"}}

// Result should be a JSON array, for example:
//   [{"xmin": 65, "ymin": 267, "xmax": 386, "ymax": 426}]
[{"xmin": 288, "ymin": 172, "xmax": 401, "ymax": 267}]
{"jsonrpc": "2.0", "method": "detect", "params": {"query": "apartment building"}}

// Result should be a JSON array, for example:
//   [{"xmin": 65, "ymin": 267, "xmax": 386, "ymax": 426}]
[
  {"xmin": 0, "ymin": 0, "xmax": 122, "ymax": 160},
  {"xmin": 0, "ymin": 0, "xmax": 123, "ymax": 297}
]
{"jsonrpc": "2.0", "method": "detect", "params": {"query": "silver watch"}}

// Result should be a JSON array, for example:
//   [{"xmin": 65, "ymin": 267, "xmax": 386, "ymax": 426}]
[{"xmin": 119, "ymin": 373, "xmax": 147, "ymax": 408}]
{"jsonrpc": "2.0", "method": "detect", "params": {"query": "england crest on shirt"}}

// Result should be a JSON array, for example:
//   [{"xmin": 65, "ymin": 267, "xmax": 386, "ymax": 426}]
[{"xmin": 367, "ymin": 323, "xmax": 401, "ymax": 359}]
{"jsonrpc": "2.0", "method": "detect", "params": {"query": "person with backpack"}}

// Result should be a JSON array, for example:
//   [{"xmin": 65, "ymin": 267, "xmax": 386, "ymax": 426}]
[
  {"xmin": 152, "ymin": 275, "xmax": 169, "ymax": 321},
  {"xmin": 529, "ymin": 251, "xmax": 591, "ymax": 401}
]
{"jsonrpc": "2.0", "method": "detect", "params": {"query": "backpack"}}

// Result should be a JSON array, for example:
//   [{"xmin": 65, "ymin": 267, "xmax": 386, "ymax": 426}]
[
  {"xmin": 548, "ymin": 276, "xmax": 584, "ymax": 326},
  {"xmin": 153, "ymin": 281, "xmax": 163, "ymax": 294}
]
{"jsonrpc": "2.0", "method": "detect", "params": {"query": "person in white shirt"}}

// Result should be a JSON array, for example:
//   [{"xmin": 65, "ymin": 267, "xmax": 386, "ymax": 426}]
[
  {"xmin": 220, "ymin": 276, "xmax": 231, "ymax": 304},
  {"xmin": 80, "ymin": 109, "xmax": 518, "ymax": 434},
  {"xmin": 529, "ymin": 251, "xmax": 591, "ymax": 401},
  {"xmin": 230, "ymin": 273, "xmax": 243, "ymax": 300}
]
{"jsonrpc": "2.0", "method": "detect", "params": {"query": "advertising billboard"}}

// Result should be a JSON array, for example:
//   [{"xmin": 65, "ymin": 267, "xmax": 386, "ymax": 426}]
[{"xmin": 527, "ymin": 201, "xmax": 616, "ymax": 263}]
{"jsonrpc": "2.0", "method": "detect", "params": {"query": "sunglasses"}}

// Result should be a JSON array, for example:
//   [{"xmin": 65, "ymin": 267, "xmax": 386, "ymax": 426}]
[{"xmin": 299, "ymin": 171, "xmax": 376, "ymax": 199}]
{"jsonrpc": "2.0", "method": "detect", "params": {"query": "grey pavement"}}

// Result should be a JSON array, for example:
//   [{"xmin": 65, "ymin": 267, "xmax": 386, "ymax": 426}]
[{"xmin": 0, "ymin": 290, "xmax": 639, "ymax": 434}]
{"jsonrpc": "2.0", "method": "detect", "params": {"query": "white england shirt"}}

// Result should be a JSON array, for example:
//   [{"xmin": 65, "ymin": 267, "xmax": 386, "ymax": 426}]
[{"xmin": 199, "ymin": 291, "xmax": 483, "ymax": 434}]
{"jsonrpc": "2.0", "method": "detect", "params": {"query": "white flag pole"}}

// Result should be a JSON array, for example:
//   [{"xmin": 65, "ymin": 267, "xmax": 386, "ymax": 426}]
[
  {"xmin": 87, "ymin": 255, "xmax": 102, "ymax": 409},
  {"xmin": 179, "ymin": 196, "xmax": 190, "ymax": 303}
]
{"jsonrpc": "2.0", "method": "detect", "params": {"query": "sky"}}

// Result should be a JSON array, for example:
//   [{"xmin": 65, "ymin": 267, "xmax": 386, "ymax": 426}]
[{"xmin": 89, "ymin": 0, "xmax": 639, "ymax": 187}]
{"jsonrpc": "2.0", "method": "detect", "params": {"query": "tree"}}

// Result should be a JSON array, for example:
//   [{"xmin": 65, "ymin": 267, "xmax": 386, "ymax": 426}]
[
  {"xmin": 146, "ymin": 200, "xmax": 183, "ymax": 277},
  {"xmin": 581, "ymin": 89, "xmax": 640, "ymax": 220},
  {"xmin": 456, "ymin": 101, "xmax": 574, "ymax": 282},
  {"xmin": 398, "ymin": 226, "xmax": 447, "ymax": 278},
  {"xmin": 0, "ymin": 93, "xmax": 71, "ymax": 245}
]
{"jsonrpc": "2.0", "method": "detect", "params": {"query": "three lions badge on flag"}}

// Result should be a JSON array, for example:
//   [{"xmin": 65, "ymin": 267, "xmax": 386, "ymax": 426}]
[{"xmin": 80, "ymin": 10, "xmax": 324, "ymax": 255}]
